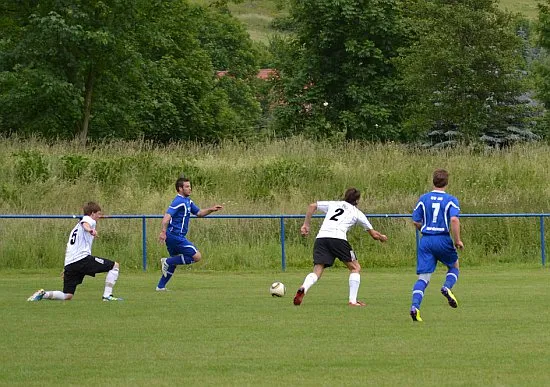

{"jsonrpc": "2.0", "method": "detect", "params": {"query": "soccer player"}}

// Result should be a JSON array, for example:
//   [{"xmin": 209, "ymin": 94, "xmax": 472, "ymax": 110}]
[
  {"xmin": 156, "ymin": 177, "xmax": 223, "ymax": 291},
  {"xmin": 27, "ymin": 202, "xmax": 123, "ymax": 302},
  {"xmin": 410, "ymin": 169, "xmax": 464, "ymax": 322},
  {"xmin": 293, "ymin": 188, "xmax": 388, "ymax": 307}
]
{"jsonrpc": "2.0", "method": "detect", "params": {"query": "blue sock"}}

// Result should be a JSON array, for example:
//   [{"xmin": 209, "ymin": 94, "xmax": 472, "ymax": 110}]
[
  {"xmin": 166, "ymin": 254, "xmax": 195, "ymax": 265},
  {"xmin": 157, "ymin": 265, "xmax": 176, "ymax": 288},
  {"xmin": 443, "ymin": 267, "xmax": 459, "ymax": 289},
  {"xmin": 411, "ymin": 279, "xmax": 428, "ymax": 309}
]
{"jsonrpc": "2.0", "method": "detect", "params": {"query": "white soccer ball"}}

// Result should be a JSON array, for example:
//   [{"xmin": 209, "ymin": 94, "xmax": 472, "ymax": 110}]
[{"xmin": 270, "ymin": 282, "xmax": 286, "ymax": 297}]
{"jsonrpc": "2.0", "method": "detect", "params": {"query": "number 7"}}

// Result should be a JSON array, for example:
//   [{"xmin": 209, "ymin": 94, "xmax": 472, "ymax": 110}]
[{"xmin": 431, "ymin": 203, "xmax": 440, "ymax": 223}]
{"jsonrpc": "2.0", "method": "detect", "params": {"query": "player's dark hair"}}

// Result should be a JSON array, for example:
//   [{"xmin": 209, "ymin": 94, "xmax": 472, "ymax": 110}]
[
  {"xmin": 433, "ymin": 169, "xmax": 449, "ymax": 188},
  {"xmin": 343, "ymin": 188, "xmax": 361, "ymax": 206},
  {"xmin": 175, "ymin": 177, "xmax": 190, "ymax": 191},
  {"xmin": 83, "ymin": 202, "xmax": 101, "ymax": 216}
]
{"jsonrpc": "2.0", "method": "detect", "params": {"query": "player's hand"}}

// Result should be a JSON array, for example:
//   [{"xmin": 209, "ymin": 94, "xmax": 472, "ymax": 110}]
[
  {"xmin": 300, "ymin": 224, "xmax": 310, "ymax": 236},
  {"xmin": 211, "ymin": 205, "xmax": 223, "ymax": 212},
  {"xmin": 378, "ymin": 233, "xmax": 388, "ymax": 242},
  {"xmin": 158, "ymin": 230, "xmax": 167, "ymax": 243},
  {"xmin": 90, "ymin": 229, "xmax": 97, "ymax": 237},
  {"xmin": 455, "ymin": 240, "xmax": 464, "ymax": 250}
]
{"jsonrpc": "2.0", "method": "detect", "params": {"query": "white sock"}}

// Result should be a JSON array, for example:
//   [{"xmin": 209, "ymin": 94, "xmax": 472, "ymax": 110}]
[
  {"xmin": 302, "ymin": 273, "xmax": 318, "ymax": 293},
  {"xmin": 349, "ymin": 273, "xmax": 361, "ymax": 303},
  {"xmin": 103, "ymin": 267, "xmax": 119, "ymax": 298},
  {"xmin": 44, "ymin": 291, "xmax": 66, "ymax": 300}
]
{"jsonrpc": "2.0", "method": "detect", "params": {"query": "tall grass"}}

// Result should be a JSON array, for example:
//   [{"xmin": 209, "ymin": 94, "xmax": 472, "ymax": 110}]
[{"xmin": 1, "ymin": 137, "xmax": 549, "ymax": 270}]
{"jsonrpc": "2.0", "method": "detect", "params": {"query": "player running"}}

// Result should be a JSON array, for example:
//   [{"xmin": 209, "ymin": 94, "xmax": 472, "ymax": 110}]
[
  {"xmin": 410, "ymin": 169, "xmax": 464, "ymax": 322},
  {"xmin": 294, "ymin": 188, "xmax": 388, "ymax": 307}
]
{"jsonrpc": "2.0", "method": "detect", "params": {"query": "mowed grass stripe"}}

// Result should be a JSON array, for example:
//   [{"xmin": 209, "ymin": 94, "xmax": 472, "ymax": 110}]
[{"xmin": 1, "ymin": 266, "xmax": 550, "ymax": 386}]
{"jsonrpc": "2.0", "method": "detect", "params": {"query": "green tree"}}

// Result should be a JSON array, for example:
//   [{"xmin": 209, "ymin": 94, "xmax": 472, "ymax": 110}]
[
  {"xmin": 396, "ymin": 0, "xmax": 528, "ymax": 143},
  {"xmin": 0, "ymin": 0, "xmax": 261, "ymax": 143},
  {"xmin": 268, "ymin": 0, "xmax": 408, "ymax": 140}
]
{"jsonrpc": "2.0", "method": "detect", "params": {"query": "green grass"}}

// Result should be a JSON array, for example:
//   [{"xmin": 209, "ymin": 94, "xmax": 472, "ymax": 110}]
[
  {"xmin": 499, "ymin": 0, "xmax": 539, "ymax": 20},
  {"xmin": 2, "ymin": 266, "xmax": 550, "ymax": 386},
  {"xmin": 2, "ymin": 138, "xmax": 550, "ymax": 269}
]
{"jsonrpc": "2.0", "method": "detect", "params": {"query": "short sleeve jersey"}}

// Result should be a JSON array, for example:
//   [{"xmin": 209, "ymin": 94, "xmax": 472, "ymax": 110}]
[
  {"xmin": 64, "ymin": 215, "xmax": 96, "ymax": 266},
  {"xmin": 166, "ymin": 194, "xmax": 200, "ymax": 237},
  {"xmin": 412, "ymin": 190, "xmax": 460, "ymax": 235},
  {"xmin": 315, "ymin": 201, "xmax": 373, "ymax": 241}
]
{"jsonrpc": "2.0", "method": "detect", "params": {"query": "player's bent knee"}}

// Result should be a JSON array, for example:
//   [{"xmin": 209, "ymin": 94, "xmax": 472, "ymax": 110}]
[
  {"xmin": 113, "ymin": 262, "xmax": 120, "ymax": 270},
  {"xmin": 65, "ymin": 293, "xmax": 74, "ymax": 300},
  {"xmin": 193, "ymin": 253, "xmax": 202, "ymax": 262},
  {"xmin": 418, "ymin": 273, "xmax": 432, "ymax": 283}
]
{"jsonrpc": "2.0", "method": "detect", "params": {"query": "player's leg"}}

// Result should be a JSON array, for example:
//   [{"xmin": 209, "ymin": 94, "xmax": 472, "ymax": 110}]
[
  {"xmin": 338, "ymin": 241, "xmax": 365, "ymax": 306},
  {"xmin": 294, "ymin": 264, "xmax": 324, "ymax": 306},
  {"xmin": 439, "ymin": 239, "xmax": 460, "ymax": 308},
  {"xmin": 344, "ymin": 260, "xmax": 365, "ymax": 306},
  {"xmin": 294, "ymin": 239, "xmax": 332, "ymax": 306},
  {"xmin": 102, "ymin": 261, "xmax": 121, "ymax": 300},
  {"xmin": 158, "ymin": 240, "xmax": 181, "ymax": 289},
  {"xmin": 30, "ymin": 264, "xmax": 82, "ymax": 301},
  {"xmin": 411, "ymin": 238, "xmax": 436, "ymax": 321}
]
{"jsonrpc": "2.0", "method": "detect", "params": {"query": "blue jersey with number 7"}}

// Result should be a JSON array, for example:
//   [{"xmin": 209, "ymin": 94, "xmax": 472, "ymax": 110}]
[{"xmin": 412, "ymin": 190, "xmax": 460, "ymax": 235}]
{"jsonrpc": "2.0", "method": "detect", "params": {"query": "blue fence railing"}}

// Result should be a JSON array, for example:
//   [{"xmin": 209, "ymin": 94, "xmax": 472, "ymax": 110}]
[{"xmin": 1, "ymin": 213, "xmax": 548, "ymax": 270}]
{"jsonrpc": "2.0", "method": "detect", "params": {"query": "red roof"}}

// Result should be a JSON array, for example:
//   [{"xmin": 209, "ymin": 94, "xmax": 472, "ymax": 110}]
[{"xmin": 216, "ymin": 68, "xmax": 277, "ymax": 80}]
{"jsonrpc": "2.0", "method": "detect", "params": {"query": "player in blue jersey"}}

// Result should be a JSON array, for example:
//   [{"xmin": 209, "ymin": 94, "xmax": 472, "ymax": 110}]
[
  {"xmin": 410, "ymin": 169, "xmax": 464, "ymax": 322},
  {"xmin": 156, "ymin": 177, "xmax": 223, "ymax": 291}
]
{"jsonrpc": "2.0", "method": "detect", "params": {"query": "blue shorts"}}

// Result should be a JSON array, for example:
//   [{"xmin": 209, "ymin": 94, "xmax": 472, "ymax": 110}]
[
  {"xmin": 166, "ymin": 235, "xmax": 198, "ymax": 258},
  {"xmin": 416, "ymin": 234, "xmax": 458, "ymax": 274}
]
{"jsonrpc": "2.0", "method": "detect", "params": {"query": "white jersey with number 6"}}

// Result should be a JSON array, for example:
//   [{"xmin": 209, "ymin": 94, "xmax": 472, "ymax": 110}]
[
  {"xmin": 64, "ymin": 215, "xmax": 96, "ymax": 266},
  {"xmin": 316, "ymin": 201, "xmax": 373, "ymax": 241}
]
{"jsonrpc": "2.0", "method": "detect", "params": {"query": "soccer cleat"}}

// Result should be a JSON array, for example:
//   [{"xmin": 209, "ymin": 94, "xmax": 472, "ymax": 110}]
[
  {"xmin": 348, "ymin": 300, "xmax": 367, "ymax": 307},
  {"xmin": 293, "ymin": 287, "xmax": 305, "ymax": 306},
  {"xmin": 441, "ymin": 286, "xmax": 458, "ymax": 308},
  {"xmin": 27, "ymin": 289, "xmax": 45, "ymax": 302},
  {"xmin": 155, "ymin": 287, "xmax": 170, "ymax": 292},
  {"xmin": 102, "ymin": 295, "xmax": 123, "ymax": 302},
  {"xmin": 160, "ymin": 258, "xmax": 169, "ymax": 277},
  {"xmin": 410, "ymin": 306, "xmax": 423, "ymax": 322}
]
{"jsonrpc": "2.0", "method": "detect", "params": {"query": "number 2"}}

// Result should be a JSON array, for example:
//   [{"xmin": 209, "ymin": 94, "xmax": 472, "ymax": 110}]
[
  {"xmin": 330, "ymin": 208, "xmax": 344, "ymax": 221},
  {"xmin": 431, "ymin": 203, "xmax": 440, "ymax": 223}
]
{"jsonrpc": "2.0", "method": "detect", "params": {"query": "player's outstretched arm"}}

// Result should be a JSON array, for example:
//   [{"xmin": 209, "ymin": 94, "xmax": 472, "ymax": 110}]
[
  {"xmin": 301, "ymin": 202, "xmax": 317, "ymax": 236},
  {"xmin": 367, "ymin": 229, "xmax": 388, "ymax": 242},
  {"xmin": 197, "ymin": 205, "xmax": 223, "ymax": 218}
]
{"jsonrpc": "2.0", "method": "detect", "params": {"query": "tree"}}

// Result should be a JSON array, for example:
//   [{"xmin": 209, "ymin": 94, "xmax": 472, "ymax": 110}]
[
  {"xmin": 0, "ymin": 0, "xmax": 261, "ymax": 143},
  {"xmin": 268, "ymin": 0, "xmax": 409, "ymax": 140},
  {"xmin": 396, "ymin": 0, "xmax": 529, "ymax": 144}
]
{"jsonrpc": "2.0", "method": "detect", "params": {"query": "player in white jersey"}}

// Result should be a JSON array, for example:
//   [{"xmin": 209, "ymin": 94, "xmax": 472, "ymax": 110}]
[
  {"xmin": 293, "ymin": 188, "xmax": 388, "ymax": 307},
  {"xmin": 27, "ymin": 202, "xmax": 123, "ymax": 302}
]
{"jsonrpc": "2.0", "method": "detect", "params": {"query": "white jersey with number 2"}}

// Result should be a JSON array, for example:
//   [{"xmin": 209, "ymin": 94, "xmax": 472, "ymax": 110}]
[
  {"xmin": 316, "ymin": 201, "xmax": 373, "ymax": 241},
  {"xmin": 64, "ymin": 215, "xmax": 96, "ymax": 266}
]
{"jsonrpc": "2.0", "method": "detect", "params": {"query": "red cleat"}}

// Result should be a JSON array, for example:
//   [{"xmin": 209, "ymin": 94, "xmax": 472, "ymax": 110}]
[
  {"xmin": 348, "ymin": 300, "xmax": 366, "ymax": 307},
  {"xmin": 293, "ymin": 287, "xmax": 305, "ymax": 306}
]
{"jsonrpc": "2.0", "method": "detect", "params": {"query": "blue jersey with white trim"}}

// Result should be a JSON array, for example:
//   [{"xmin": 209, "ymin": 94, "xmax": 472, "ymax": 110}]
[
  {"xmin": 166, "ymin": 195, "xmax": 200, "ymax": 237},
  {"xmin": 412, "ymin": 190, "xmax": 460, "ymax": 235}
]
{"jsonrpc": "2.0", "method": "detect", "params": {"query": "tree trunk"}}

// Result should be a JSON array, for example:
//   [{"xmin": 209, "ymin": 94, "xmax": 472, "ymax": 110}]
[{"xmin": 78, "ymin": 66, "xmax": 95, "ymax": 145}]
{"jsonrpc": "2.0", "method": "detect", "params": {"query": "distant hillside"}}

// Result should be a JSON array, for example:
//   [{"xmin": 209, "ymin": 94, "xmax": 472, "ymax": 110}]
[
  {"xmin": 499, "ymin": 0, "xmax": 539, "ymax": 20},
  {"xmin": 193, "ymin": 0, "xmax": 539, "ymax": 43}
]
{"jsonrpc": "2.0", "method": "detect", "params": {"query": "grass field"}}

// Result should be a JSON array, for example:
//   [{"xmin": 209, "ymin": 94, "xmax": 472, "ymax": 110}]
[{"xmin": 2, "ymin": 265, "xmax": 550, "ymax": 386}]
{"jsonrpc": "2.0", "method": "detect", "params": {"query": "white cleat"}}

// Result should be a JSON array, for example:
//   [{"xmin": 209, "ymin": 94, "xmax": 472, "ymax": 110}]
[{"xmin": 160, "ymin": 258, "xmax": 169, "ymax": 277}]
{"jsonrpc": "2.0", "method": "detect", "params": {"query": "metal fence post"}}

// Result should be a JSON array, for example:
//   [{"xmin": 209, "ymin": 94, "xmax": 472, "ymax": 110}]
[
  {"xmin": 541, "ymin": 216, "xmax": 546, "ymax": 266},
  {"xmin": 280, "ymin": 216, "xmax": 286, "ymax": 272},
  {"xmin": 142, "ymin": 216, "xmax": 147, "ymax": 271}
]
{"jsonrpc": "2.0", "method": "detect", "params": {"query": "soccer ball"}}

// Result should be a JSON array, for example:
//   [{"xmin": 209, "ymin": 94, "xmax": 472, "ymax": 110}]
[{"xmin": 270, "ymin": 282, "xmax": 286, "ymax": 297}]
